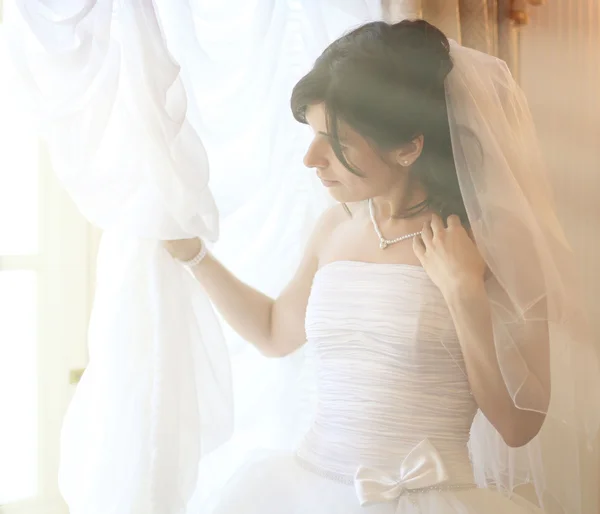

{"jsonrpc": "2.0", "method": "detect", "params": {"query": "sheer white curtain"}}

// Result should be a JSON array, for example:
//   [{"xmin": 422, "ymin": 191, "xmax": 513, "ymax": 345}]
[
  {"xmin": 7, "ymin": 1, "xmax": 380, "ymax": 513},
  {"xmin": 155, "ymin": 1, "xmax": 382, "ymax": 508},
  {"xmin": 154, "ymin": 0, "xmax": 380, "ymax": 439},
  {"xmin": 155, "ymin": 0, "xmax": 380, "ymax": 294}
]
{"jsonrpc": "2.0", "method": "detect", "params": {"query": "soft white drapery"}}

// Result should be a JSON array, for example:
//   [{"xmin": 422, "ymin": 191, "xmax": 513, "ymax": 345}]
[{"xmin": 6, "ymin": 1, "xmax": 380, "ymax": 512}]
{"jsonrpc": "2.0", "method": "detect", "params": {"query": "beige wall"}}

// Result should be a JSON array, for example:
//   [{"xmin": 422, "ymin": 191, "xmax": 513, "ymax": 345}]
[
  {"xmin": 520, "ymin": 1, "xmax": 600, "ymax": 510},
  {"xmin": 520, "ymin": 0, "xmax": 600, "ymax": 337}
]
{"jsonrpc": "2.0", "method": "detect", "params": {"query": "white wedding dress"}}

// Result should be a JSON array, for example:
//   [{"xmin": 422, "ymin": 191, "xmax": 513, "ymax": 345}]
[{"xmin": 208, "ymin": 261, "xmax": 540, "ymax": 513}]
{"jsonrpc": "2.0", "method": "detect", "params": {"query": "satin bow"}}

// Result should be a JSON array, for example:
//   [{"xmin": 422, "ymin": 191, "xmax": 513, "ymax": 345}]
[{"xmin": 354, "ymin": 439, "xmax": 449, "ymax": 506}]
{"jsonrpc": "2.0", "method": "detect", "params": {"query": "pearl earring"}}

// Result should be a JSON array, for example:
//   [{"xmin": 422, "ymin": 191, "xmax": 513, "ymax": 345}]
[{"xmin": 402, "ymin": 159, "xmax": 410, "ymax": 166}]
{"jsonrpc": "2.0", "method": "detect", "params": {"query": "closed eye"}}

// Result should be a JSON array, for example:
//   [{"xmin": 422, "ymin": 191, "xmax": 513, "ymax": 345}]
[{"xmin": 318, "ymin": 131, "xmax": 349, "ymax": 149}]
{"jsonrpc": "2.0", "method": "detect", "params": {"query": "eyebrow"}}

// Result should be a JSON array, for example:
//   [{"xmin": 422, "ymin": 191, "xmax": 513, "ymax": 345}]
[{"xmin": 318, "ymin": 131, "xmax": 349, "ymax": 145}]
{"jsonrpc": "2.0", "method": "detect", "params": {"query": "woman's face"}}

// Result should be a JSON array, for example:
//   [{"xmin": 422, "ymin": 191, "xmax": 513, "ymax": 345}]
[{"xmin": 303, "ymin": 103, "xmax": 408, "ymax": 203}]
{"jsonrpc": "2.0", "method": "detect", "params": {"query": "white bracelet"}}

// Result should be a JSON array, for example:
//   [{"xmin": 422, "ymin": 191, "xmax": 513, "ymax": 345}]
[{"xmin": 181, "ymin": 241, "xmax": 208, "ymax": 269}]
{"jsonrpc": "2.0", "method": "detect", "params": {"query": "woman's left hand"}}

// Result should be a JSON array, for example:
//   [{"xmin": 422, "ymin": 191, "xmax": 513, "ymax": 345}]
[{"xmin": 413, "ymin": 214, "xmax": 486, "ymax": 298}]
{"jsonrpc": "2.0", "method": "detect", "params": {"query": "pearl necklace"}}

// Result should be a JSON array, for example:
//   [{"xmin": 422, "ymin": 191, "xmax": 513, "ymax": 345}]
[{"xmin": 368, "ymin": 199, "xmax": 423, "ymax": 250}]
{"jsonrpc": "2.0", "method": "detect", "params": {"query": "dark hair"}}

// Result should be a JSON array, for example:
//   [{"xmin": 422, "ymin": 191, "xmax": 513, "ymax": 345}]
[{"xmin": 290, "ymin": 19, "xmax": 467, "ymax": 222}]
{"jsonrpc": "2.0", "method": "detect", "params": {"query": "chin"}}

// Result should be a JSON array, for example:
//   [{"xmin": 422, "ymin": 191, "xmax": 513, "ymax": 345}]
[{"xmin": 327, "ymin": 187, "xmax": 368, "ymax": 204}]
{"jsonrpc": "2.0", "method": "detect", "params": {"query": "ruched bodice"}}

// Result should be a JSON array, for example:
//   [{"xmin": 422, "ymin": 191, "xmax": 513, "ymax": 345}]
[
  {"xmin": 296, "ymin": 261, "xmax": 478, "ymax": 485},
  {"xmin": 208, "ymin": 260, "xmax": 540, "ymax": 514}
]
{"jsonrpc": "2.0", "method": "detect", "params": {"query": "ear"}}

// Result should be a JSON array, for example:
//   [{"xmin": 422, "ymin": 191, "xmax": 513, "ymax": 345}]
[{"xmin": 394, "ymin": 135, "xmax": 424, "ymax": 167}]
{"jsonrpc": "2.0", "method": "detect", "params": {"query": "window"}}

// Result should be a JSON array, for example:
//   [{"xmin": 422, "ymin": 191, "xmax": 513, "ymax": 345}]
[
  {"xmin": 0, "ymin": 19, "xmax": 41, "ymax": 508},
  {"xmin": 0, "ymin": 11, "xmax": 93, "ymax": 513}
]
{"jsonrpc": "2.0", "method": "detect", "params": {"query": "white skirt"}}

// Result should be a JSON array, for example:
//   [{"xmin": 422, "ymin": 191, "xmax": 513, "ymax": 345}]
[{"xmin": 203, "ymin": 452, "xmax": 541, "ymax": 514}]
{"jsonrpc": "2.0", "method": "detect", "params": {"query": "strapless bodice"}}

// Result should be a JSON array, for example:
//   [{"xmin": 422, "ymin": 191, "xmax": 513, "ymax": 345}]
[{"xmin": 296, "ymin": 261, "xmax": 477, "ymax": 485}]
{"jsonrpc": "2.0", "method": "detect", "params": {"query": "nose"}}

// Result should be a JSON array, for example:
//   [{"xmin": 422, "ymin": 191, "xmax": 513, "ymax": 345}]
[{"xmin": 303, "ymin": 137, "xmax": 329, "ymax": 169}]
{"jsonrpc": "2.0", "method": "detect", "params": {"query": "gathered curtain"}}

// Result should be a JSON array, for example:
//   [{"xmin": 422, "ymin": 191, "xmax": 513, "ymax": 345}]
[
  {"xmin": 383, "ymin": 0, "xmax": 521, "ymax": 72},
  {"xmin": 6, "ymin": 1, "xmax": 380, "ymax": 513}
]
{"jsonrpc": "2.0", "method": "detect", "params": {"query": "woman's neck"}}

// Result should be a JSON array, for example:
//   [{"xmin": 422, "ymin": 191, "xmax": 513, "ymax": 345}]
[{"xmin": 372, "ymin": 183, "xmax": 429, "ymax": 220}]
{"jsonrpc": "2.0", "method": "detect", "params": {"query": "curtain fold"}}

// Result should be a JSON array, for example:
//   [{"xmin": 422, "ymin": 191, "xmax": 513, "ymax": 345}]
[
  {"xmin": 382, "ymin": 0, "xmax": 423, "ymax": 20},
  {"xmin": 421, "ymin": 0, "xmax": 462, "ymax": 43},
  {"xmin": 6, "ymin": 1, "xmax": 381, "ymax": 512},
  {"xmin": 459, "ymin": 0, "xmax": 494, "ymax": 53},
  {"xmin": 6, "ymin": 1, "xmax": 238, "ymax": 512},
  {"xmin": 383, "ymin": 0, "xmax": 517, "ymax": 65}
]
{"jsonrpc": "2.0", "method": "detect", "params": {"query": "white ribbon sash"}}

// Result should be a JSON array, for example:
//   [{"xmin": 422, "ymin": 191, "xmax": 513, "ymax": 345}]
[{"xmin": 354, "ymin": 439, "xmax": 449, "ymax": 506}]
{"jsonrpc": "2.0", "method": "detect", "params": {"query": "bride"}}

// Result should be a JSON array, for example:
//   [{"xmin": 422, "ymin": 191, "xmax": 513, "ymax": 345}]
[{"xmin": 165, "ymin": 20, "xmax": 595, "ymax": 514}]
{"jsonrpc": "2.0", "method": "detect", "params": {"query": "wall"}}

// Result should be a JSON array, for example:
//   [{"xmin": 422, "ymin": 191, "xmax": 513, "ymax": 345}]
[
  {"xmin": 520, "ymin": 0, "xmax": 600, "ymax": 335},
  {"xmin": 520, "ymin": 2, "xmax": 600, "ymax": 510}
]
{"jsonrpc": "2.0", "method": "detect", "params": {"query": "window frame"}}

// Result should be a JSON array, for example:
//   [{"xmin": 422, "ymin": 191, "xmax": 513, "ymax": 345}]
[{"xmin": 0, "ymin": 143, "xmax": 94, "ymax": 514}]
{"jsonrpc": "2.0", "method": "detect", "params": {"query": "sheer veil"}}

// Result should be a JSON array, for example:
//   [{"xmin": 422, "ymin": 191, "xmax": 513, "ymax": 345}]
[{"xmin": 446, "ymin": 41, "xmax": 600, "ymax": 513}]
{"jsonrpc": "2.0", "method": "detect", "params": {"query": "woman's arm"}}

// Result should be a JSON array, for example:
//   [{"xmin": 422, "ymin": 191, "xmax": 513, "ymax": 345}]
[
  {"xmin": 443, "ymin": 278, "xmax": 549, "ymax": 447},
  {"xmin": 164, "ymin": 204, "xmax": 348, "ymax": 357},
  {"xmin": 414, "ymin": 214, "xmax": 550, "ymax": 448}
]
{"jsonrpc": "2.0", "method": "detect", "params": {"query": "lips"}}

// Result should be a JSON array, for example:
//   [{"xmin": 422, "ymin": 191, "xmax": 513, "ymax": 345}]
[
  {"xmin": 318, "ymin": 175, "xmax": 339, "ymax": 187},
  {"xmin": 320, "ymin": 179, "xmax": 339, "ymax": 187}
]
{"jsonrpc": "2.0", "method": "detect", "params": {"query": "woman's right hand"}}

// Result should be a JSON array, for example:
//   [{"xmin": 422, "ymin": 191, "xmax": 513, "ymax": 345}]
[
  {"xmin": 159, "ymin": 204, "xmax": 344, "ymax": 357},
  {"xmin": 163, "ymin": 237, "xmax": 203, "ymax": 262}
]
